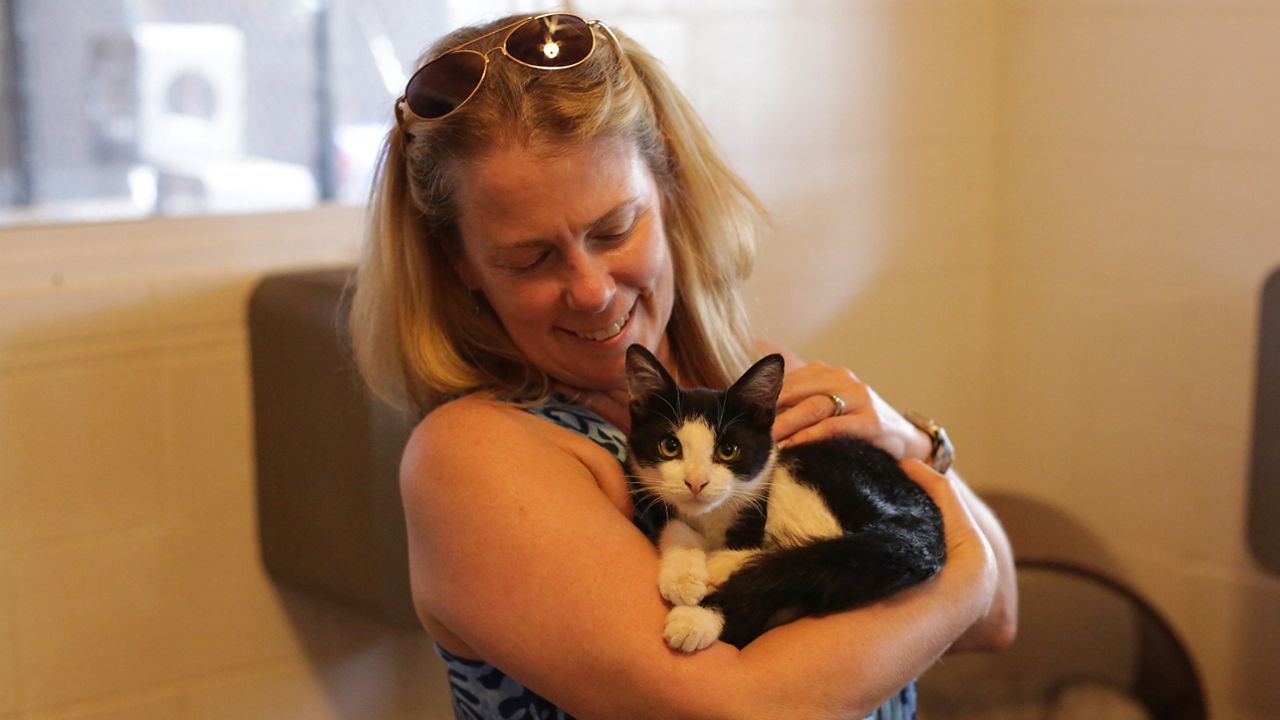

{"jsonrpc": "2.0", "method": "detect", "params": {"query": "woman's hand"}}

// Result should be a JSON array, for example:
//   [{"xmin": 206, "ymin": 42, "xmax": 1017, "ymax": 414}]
[
  {"xmin": 901, "ymin": 459, "xmax": 998, "ymax": 609},
  {"xmin": 772, "ymin": 362, "xmax": 931, "ymax": 460}
]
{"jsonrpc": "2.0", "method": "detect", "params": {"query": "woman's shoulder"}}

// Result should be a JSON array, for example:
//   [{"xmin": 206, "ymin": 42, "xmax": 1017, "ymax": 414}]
[
  {"xmin": 420, "ymin": 393, "xmax": 528, "ymax": 432},
  {"xmin": 402, "ymin": 394, "xmax": 630, "ymax": 509},
  {"xmin": 405, "ymin": 395, "xmax": 545, "ymax": 466}
]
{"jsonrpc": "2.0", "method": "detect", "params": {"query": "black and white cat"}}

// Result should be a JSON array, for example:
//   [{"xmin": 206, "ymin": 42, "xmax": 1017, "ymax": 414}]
[{"xmin": 624, "ymin": 344, "xmax": 946, "ymax": 651}]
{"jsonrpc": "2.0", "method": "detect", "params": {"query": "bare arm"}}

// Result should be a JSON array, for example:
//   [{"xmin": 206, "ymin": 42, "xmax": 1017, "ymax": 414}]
[
  {"xmin": 753, "ymin": 340, "xmax": 1019, "ymax": 653},
  {"xmin": 402, "ymin": 399, "xmax": 996, "ymax": 720},
  {"xmin": 944, "ymin": 470, "xmax": 1018, "ymax": 652}
]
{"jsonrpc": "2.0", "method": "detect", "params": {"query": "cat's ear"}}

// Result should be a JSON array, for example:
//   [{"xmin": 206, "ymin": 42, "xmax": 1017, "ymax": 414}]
[
  {"xmin": 728, "ymin": 354, "xmax": 785, "ymax": 417},
  {"xmin": 625, "ymin": 344, "xmax": 677, "ymax": 401}
]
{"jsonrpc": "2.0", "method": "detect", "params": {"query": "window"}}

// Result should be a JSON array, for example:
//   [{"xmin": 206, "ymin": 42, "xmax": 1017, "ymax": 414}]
[{"xmin": 0, "ymin": 0, "xmax": 524, "ymax": 226}]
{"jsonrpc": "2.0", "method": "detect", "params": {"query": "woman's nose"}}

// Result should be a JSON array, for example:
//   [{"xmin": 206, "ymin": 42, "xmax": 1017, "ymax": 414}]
[{"xmin": 562, "ymin": 253, "xmax": 615, "ymax": 313}]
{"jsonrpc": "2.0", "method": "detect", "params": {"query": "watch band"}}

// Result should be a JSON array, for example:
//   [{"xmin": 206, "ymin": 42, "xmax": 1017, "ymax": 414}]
[{"xmin": 904, "ymin": 411, "xmax": 954, "ymax": 474}]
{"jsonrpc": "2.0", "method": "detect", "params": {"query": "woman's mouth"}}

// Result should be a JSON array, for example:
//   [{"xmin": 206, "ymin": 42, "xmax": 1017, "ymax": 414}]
[{"xmin": 569, "ymin": 305, "xmax": 633, "ymax": 342}]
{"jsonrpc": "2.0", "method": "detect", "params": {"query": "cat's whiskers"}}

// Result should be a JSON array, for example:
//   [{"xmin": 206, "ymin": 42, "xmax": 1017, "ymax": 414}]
[
  {"xmin": 631, "ymin": 488, "xmax": 667, "ymax": 514},
  {"xmin": 624, "ymin": 472, "xmax": 675, "ymax": 518},
  {"xmin": 663, "ymin": 418, "xmax": 680, "ymax": 438},
  {"xmin": 717, "ymin": 409, "xmax": 750, "ymax": 436},
  {"xmin": 652, "ymin": 393, "xmax": 681, "ymax": 428}
]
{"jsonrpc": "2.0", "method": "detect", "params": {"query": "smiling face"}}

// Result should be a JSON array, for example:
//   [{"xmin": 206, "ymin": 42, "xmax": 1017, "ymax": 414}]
[{"xmin": 451, "ymin": 137, "xmax": 676, "ymax": 392}]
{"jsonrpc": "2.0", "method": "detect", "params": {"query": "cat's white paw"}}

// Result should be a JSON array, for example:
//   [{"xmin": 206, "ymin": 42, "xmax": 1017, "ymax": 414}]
[
  {"xmin": 705, "ymin": 549, "xmax": 756, "ymax": 589},
  {"xmin": 664, "ymin": 605, "xmax": 724, "ymax": 653},
  {"xmin": 658, "ymin": 551, "xmax": 709, "ymax": 606}
]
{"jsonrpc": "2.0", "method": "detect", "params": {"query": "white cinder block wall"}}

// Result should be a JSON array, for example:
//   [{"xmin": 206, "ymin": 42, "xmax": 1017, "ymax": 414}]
[
  {"xmin": 988, "ymin": 2, "xmax": 1280, "ymax": 718},
  {"xmin": 0, "ymin": 1, "xmax": 1276, "ymax": 718},
  {"xmin": 0, "ymin": 207, "xmax": 461, "ymax": 720}
]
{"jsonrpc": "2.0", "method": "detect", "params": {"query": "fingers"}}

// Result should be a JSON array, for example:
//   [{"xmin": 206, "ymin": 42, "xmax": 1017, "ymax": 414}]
[
  {"xmin": 774, "ymin": 409, "xmax": 883, "ymax": 449},
  {"xmin": 773, "ymin": 363, "xmax": 880, "ymax": 447},
  {"xmin": 900, "ymin": 460, "xmax": 990, "ymax": 560},
  {"xmin": 776, "ymin": 363, "xmax": 864, "ymax": 409},
  {"xmin": 772, "ymin": 394, "xmax": 850, "ymax": 442},
  {"xmin": 901, "ymin": 459, "xmax": 957, "ymax": 507}
]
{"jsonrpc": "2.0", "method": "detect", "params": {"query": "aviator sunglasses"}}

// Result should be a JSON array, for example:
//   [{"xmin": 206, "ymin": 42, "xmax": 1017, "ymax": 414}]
[{"xmin": 396, "ymin": 13, "xmax": 620, "ymax": 126}]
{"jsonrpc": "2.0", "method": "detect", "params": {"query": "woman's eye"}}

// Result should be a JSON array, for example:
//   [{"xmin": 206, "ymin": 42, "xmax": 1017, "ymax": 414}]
[
  {"xmin": 659, "ymin": 436, "xmax": 681, "ymax": 458},
  {"xmin": 510, "ymin": 252, "xmax": 550, "ymax": 273},
  {"xmin": 596, "ymin": 218, "xmax": 638, "ymax": 244},
  {"xmin": 716, "ymin": 443, "xmax": 740, "ymax": 461}
]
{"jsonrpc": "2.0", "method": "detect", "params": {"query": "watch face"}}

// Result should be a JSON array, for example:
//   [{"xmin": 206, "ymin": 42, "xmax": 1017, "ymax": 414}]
[
  {"xmin": 933, "ymin": 427, "xmax": 954, "ymax": 473},
  {"xmin": 934, "ymin": 445, "xmax": 954, "ymax": 473},
  {"xmin": 907, "ymin": 411, "xmax": 955, "ymax": 472}
]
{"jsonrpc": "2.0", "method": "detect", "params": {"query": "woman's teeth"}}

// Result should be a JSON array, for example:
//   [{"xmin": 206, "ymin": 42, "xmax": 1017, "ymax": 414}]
[{"xmin": 574, "ymin": 308, "xmax": 631, "ymax": 341}]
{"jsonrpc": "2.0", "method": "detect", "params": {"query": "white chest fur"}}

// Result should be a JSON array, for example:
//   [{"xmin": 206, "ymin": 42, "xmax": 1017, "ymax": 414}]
[
  {"xmin": 763, "ymin": 466, "xmax": 841, "ymax": 549},
  {"xmin": 686, "ymin": 503, "xmax": 744, "ymax": 549}
]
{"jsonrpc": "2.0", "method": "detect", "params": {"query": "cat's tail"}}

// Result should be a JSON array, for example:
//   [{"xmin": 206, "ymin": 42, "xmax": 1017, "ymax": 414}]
[{"xmin": 702, "ymin": 523, "xmax": 946, "ymax": 649}]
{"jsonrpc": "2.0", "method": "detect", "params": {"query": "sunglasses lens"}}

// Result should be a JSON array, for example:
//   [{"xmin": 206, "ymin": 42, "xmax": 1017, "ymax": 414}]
[
  {"xmin": 406, "ymin": 51, "xmax": 486, "ymax": 119},
  {"xmin": 505, "ymin": 14, "xmax": 594, "ymax": 68}
]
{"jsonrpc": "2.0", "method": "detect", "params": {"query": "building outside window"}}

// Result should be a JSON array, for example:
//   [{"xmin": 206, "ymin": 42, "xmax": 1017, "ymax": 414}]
[{"xmin": 0, "ymin": 0, "xmax": 529, "ymax": 227}]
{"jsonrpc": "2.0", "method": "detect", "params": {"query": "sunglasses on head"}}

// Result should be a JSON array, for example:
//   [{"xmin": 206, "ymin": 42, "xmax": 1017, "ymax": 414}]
[{"xmin": 396, "ymin": 13, "xmax": 620, "ymax": 127}]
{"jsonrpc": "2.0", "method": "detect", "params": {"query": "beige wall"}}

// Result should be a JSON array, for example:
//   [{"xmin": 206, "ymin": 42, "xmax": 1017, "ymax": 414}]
[
  {"xmin": 0, "ymin": 0, "xmax": 1277, "ymax": 718},
  {"xmin": 990, "ymin": 2, "xmax": 1280, "ymax": 718},
  {"xmin": 0, "ymin": 207, "xmax": 458, "ymax": 719}
]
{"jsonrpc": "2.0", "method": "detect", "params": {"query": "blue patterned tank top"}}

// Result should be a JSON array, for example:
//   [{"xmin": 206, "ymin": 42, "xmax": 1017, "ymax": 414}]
[{"xmin": 433, "ymin": 395, "xmax": 917, "ymax": 720}]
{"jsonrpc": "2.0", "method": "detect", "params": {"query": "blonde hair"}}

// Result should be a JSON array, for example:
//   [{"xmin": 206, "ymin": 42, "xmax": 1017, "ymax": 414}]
[{"xmin": 350, "ymin": 14, "xmax": 767, "ymax": 416}]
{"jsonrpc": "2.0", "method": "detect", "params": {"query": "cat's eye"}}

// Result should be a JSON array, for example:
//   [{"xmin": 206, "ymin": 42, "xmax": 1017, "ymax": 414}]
[
  {"xmin": 659, "ymin": 436, "xmax": 682, "ymax": 458},
  {"xmin": 716, "ymin": 442, "xmax": 740, "ymax": 461}
]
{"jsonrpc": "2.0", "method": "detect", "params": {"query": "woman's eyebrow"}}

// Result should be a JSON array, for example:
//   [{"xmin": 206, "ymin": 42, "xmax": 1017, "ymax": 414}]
[
  {"xmin": 494, "ymin": 197, "xmax": 645, "ymax": 251},
  {"xmin": 587, "ymin": 197, "xmax": 644, "ymax": 232}
]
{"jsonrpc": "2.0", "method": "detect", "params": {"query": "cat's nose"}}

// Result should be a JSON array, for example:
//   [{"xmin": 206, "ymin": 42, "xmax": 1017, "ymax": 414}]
[{"xmin": 684, "ymin": 478, "xmax": 707, "ymax": 496}]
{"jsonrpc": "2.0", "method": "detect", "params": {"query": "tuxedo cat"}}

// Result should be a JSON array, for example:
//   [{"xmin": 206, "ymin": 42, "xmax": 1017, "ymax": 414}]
[{"xmin": 624, "ymin": 344, "xmax": 946, "ymax": 651}]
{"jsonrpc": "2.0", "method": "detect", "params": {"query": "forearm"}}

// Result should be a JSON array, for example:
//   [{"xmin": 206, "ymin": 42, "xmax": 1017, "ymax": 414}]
[
  {"xmin": 707, "ymin": 553, "xmax": 995, "ymax": 720},
  {"xmin": 946, "ymin": 471, "xmax": 1018, "ymax": 652},
  {"xmin": 411, "ymin": 402, "xmax": 1000, "ymax": 720}
]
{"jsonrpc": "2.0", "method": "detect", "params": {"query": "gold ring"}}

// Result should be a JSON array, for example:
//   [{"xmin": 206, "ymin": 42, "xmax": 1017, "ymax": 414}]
[{"xmin": 825, "ymin": 393, "xmax": 846, "ymax": 417}]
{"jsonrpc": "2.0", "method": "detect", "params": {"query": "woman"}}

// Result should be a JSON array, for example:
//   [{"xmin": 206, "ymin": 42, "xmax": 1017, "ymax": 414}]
[{"xmin": 351, "ymin": 12, "xmax": 1016, "ymax": 719}]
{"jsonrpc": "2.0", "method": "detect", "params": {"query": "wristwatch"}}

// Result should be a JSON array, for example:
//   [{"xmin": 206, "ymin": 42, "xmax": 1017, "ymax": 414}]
[{"xmin": 904, "ymin": 411, "xmax": 954, "ymax": 474}]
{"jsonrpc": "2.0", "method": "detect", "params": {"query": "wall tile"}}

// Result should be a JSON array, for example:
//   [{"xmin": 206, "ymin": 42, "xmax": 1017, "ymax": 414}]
[
  {"xmin": 1005, "ymin": 4, "xmax": 1208, "ymax": 149},
  {"xmin": 987, "ymin": 269, "xmax": 1260, "ymax": 557},
  {"xmin": 1191, "ymin": 156, "xmax": 1280, "ymax": 289},
  {"xmin": 12, "ymin": 514, "xmax": 299, "ymax": 708},
  {"xmin": 160, "ymin": 346, "xmax": 254, "ymax": 521},
  {"xmin": 993, "ymin": 267, "xmax": 1252, "ymax": 446},
  {"xmin": 147, "ymin": 275, "xmax": 260, "ymax": 335},
  {"xmin": 1118, "ymin": 548, "xmax": 1280, "ymax": 719},
  {"xmin": 691, "ymin": 1, "xmax": 999, "ymax": 161},
  {"xmin": 1109, "ymin": 547, "xmax": 1227, "ymax": 717},
  {"xmin": 181, "ymin": 642, "xmax": 453, "ymax": 720},
  {"xmin": 1201, "ymin": 11, "xmax": 1280, "ymax": 157},
  {"xmin": 0, "ymin": 283, "xmax": 154, "ymax": 355},
  {"xmin": 0, "ymin": 550, "xmax": 18, "ymax": 717},
  {"xmin": 746, "ymin": 142, "xmax": 996, "ymax": 308},
  {"xmin": 24, "ymin": 694, "xmax": 182, "ymax": 720},
  {"xmin": 0, "ymin": 206, "xmax": 362, "ymax": 292},
  {"xmin": 1074, "ymin": 423, "xmax": 1247, "ymax": 568},
  {"xmin": 750, "ymin": 269, "xmax": 997, "ymax": 483},
  {"xmin": 1002, "ymin": 146, "xmax": 1280, "ymax": 292},
  {"xmin": 178, "ymin": 664, "xmax": 343, "ymax": 720},
  {"xmin": 999, "ymin": 145, "xmax": 1203, "ymax": 282},
  {"xmin": 1221, "ymin": 573, "xmax": 1280, "ymax": 716},
  {"xmin": 0, "ymin": 358, "xmax": 164, "ymax": 546},
  {"xmin": 997, "ymin": 7, "xmax": 1280, "ymax": 718}
]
